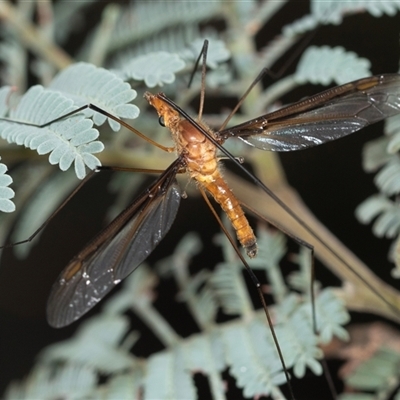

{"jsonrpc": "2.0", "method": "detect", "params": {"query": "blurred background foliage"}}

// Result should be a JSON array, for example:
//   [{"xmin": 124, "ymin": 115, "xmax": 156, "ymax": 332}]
[{"xmin": 1, "ymin": 0, "xmax": 400, "ymax": 399}]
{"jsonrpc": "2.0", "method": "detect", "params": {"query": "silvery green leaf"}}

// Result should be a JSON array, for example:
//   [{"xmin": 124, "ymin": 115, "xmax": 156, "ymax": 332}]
[
  {"xmin": 221, "ymin": 319, "xmax": 287, "ymax": 398},
  {"xmin": 0, "ymin": 161, "xmax": 15, "ymax": 213},
  {"xmin": 40, "ymin": 315, "xmax": 134, "ymax": 373},
  {"xmin": 284, "ymin": 0, "xmax": 400, "ymax": 36},
  {"xmin": 121, "ymin": 52, "xmax": 185, "ymax": 87},
  {"xmin": 374, "ymin": 158, "xmax": 400, "ymax": 195},
  {"xmin": 0, "ymin": 86, "xmax": 103, "ymax": 179},
  {"xmin": 181, "ymin": 38, "xmax": 230, "ymax": 69},
  {"xmin": 4, "ymin": 365, "xmax": 96, "ymax": 400},
  {"xmin": 361, "ymin": 136, "xmax": 392, "ymax": 172},
  {"xmin": 50, "ymin": 62, "xmax": 139, "ymax": 131},
  {"xmin": 303, "ymin": 290, "xmax": 350, "ymax": 344},
  {"xmin": 144, "ymin": 349, "xmax": 196, "ymax": 400},
  {"xmin": 0, "ymin": 86, "xmax": 11, "ymax": 117},
  {"xmin": 295, "ymin": 46, "xmax": 371, "ymax": 86},
  {"xmin": 356, "ymin": 195, "xmax": 400, "ymax": 238}
]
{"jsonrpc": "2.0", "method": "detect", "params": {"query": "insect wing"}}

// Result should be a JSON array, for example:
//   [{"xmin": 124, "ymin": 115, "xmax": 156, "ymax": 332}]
[
  {"xmin": 222, "ymin": 74, "xmax": 400, "ymax": 151},
  {"xmin": 47, "ymin": 168, "xmax": 181, "ymax": 328}
]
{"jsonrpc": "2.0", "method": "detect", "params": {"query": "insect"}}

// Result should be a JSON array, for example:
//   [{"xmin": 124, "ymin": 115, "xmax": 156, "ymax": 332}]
[
  {"xmin": 29, "ymin": 69, "xmax": 399, "ymax": 329},
  {"xmin": 2, "ymin": 42, "xmax": 400, "ymax": 399}
]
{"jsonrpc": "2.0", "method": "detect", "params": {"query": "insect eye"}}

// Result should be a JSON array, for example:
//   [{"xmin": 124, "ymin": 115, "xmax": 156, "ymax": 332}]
[{"xmin": 158, "ymin": 116, "xmax": 165, "ymax": 127}]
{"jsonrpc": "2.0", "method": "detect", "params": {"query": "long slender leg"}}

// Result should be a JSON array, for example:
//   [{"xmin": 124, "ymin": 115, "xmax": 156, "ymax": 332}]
[
  {"xmin": 161, "ymin": 97, "xmax": 400, "ymax": 319},
  {"xmin": 1, "ymin": 103, "xmax": 175, "ymax": 153},
  {"xmin": 240, "ymin": 200, "xmax": 340, "ymax": 399},
  {"xmin": 198, "ymin": 186, "xmax": 296, "ymax": 400},
  {"xmin": 0, "ymin": 165, "xmax": 173, "ymax": 249}
]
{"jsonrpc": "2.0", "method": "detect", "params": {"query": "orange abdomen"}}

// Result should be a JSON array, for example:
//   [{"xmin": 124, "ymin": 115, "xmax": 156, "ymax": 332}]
[
  {"xmin": 143, "ymin": 94, "xmax": 258, "ymax": 258},
  {"xmin": 202, "ymin": 173, "xmax": 257, "ymax": 258}
]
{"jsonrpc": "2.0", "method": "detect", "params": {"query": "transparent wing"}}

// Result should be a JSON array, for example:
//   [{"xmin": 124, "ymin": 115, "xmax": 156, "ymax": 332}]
[
  {"xmin": 220, "ymin": 74, "xmax": 400, "ymax": 151},
  {"xmin": 47, "ymin": 161, "xmax": 182, "ymax": 328}
]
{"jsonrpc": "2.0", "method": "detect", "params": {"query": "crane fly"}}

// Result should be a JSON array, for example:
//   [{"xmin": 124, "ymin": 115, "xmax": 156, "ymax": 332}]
[
  {"xmin": 45, "ymin": 71, "xmax": 400, "ymax": 327},
  {"xmin": 3, "ymin": 55, "xmax": 400, "ymax": 399}
]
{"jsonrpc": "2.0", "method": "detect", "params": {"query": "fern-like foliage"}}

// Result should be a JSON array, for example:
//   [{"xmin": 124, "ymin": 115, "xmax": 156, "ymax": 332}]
[
  {"xmin": 356, "ymin": 109, "xmax": 400, "ymax": 274},
  {"xmin": 339, "ymin": 348, "xmax": 400, "ymax": 400},
  {"xmin": 0, "ymin": 85, "xmax": 103, "ymax": 179},
  {"xmin": 284, "ymin": 0, "xmax": 400, "ymax": 35},
  {"xmin": 5, "ymin": 365, "xmax": 97, "ymax": 400},
  {"xmin": 0, "ymin": 159, "xmax": 14, "ymax": 212},
  {"xmin": 0, "ymin": 0, "xmax": 399, "ymax": 399},
  {"xmin": 0, "ymin": 86, "xmax": 15, "ymax": 211},
  {"xmin": 356, "ymin": 194, "xmax": 400, "ymax": 238},
  {"xmin": 103, "ymin": 0, "xmax": 223, "ymax": 58},
  {"xmin": 49, "ymin": 62, "xmax": 139, "ymax": 131},
  {"xmin": 295, "ymin": 46, "xmax": 371, "ymax": 85},
  {"xmin": 0, "ymin": 63, "xmax": 140, "ymax": 179},
  {"xmin": 3, "ymin": 230, "xmax": 350, "ymax": 400},
  {"xmin": 40, "ymin": 315, "xmax": 135, "ymax": 373},
  {"xmin": 0, "ymin": 85, "xmax": 11, "ymax": 116},
  {"xmin": 118, "ymin": 52, "xmax": 186, "ymax": 87}
]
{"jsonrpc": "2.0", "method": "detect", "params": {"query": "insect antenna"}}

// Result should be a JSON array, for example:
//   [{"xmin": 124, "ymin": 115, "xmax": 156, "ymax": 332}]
[
  {"xmin": 187, "ymin": 40, "xmax": 208, "ymax": 122},
  {"xmin": 219, "ymin": 67, "xmax": 268, "ymax": 131},
  {"xmin": 219, "ymin": 9, "xmax": 334, "ymax": 133}
]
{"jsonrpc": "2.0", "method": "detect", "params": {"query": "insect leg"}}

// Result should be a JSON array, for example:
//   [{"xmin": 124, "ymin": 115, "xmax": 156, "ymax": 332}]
[
  {"xmin": 198, "ymin": 186, "xmax": 296, "ymax": 400},
  {"xmin": 0, "ymin": 165, "xmax": 174, "ymax": 250},
  {"xmin": 0, "ymin": 169, "xmax": 96, "ymax": 249},
  {"xmin": 164, "ymin": 98, "xmax": 400, "ymax": 320},
  {"xmin": 2, "ymin": 103, "xmax": 175, "ymax": 153},
  {"xmin": 238, "ymin": 200, "xmax": 340, "ymax": 398}
]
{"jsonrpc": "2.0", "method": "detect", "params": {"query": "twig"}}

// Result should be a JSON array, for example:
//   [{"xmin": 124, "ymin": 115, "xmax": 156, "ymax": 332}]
[
  {"xmin": 224, "ymin": 151, "xmax": 400, "ymax": 323},
  {"xmin": 0, "ymin": 0, "xmax": 73, "ymax": 70}
]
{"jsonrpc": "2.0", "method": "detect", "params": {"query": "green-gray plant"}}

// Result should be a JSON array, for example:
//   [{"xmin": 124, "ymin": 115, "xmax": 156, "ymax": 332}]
[{"xmin": 1, "ymin": 1, "xmax": 400, "ymax": 399}]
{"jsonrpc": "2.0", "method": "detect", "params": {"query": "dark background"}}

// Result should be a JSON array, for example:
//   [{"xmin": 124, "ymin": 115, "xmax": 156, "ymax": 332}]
[{"xmin": 1, "ymin": 1, "xmax": 400, "ymax": 399}]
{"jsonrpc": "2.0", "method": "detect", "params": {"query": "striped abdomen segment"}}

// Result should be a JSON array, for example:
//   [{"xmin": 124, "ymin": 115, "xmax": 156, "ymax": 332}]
[{"xmin": 203, "ymin": 173, "xmax": 257, "ymax": 258}]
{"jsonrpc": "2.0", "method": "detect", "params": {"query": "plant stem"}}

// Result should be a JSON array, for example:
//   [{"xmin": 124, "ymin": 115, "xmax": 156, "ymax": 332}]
[
  {"xmin": 0, "ymin": 0, "xmax": 72, "ymax": 70},
  {"xmin": 224, "ymin": 151, "xmax": 400, "ymax": 323}
]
